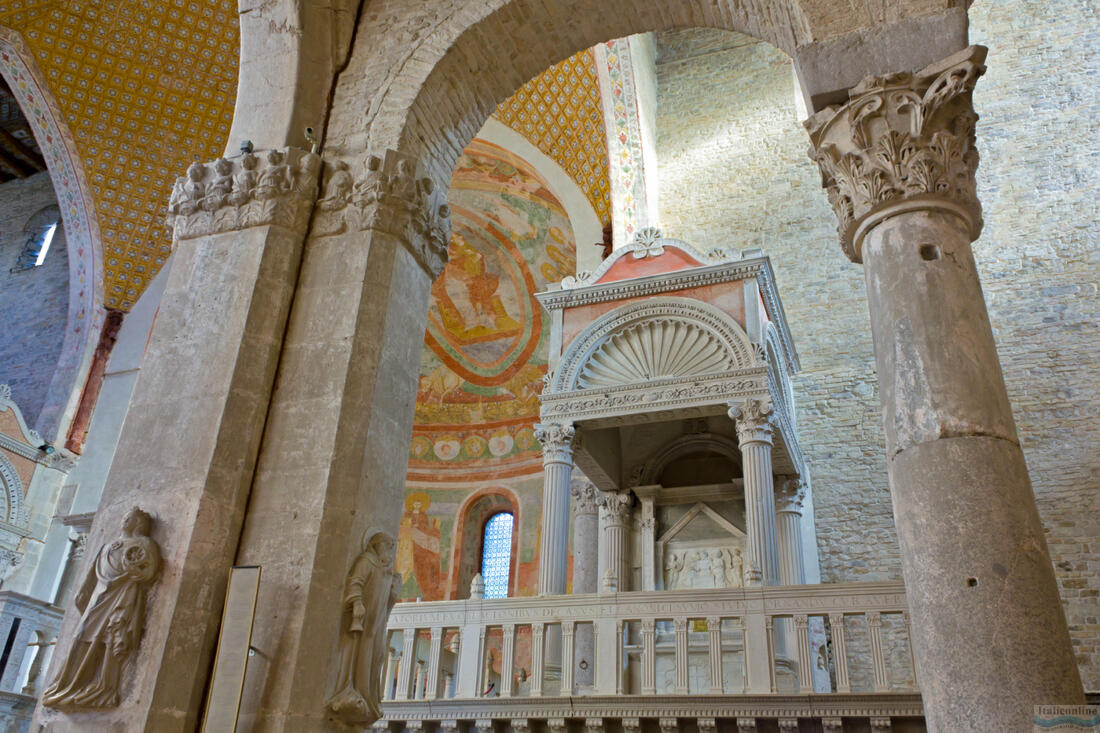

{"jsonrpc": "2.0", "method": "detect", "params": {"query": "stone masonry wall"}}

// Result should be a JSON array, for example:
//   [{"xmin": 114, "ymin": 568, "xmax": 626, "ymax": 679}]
[
  {"xmin": 654, "ymin": 0, "xmax": 1099, "ymax": 689},
  {"xmin": 0, "ymin": 172, "xmax": 69, "ymax": 432}
]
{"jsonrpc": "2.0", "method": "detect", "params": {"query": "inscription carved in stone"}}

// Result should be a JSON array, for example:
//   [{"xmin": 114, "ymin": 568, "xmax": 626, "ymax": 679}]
[{"xmin": 42, "ymin": 507, "xmax": 161, "ymax": 709}]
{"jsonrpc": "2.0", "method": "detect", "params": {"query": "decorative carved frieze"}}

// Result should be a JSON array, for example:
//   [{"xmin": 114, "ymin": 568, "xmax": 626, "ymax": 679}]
[
  {"xmin": 775, "ymin": 477, "xmax": 806, "ymax": 514},
  {"xmin": 43, "ymin": 507, "xmax": 161, "ymax": 709},
  {"xmin": 729, "ymin": 398, "xmax": 775, "ymax": 446},
  {"xmin": 571, "ymin": 479, "xmax": 600, "ymax": 516},
  {"xmin": 805, "ymin": 46, "xmax": 988, "ymax": 262},
  {"xmin": 737, "ymin": 718, "xmax": 758, "ymax": 733},
  {"xmin": 534, "ymin": 423, "xmax": 576, "ymax": 465},
  {"xmin": 870, "ymin": 717, "xmax": 893, "ymax": 733},
  {"xmin": 167, "ymin": 147, "xmax": 322, "ymax": 240},
  {"xmin": 312, "ymin": 153, "xmax": 451, "ymax": 279}
]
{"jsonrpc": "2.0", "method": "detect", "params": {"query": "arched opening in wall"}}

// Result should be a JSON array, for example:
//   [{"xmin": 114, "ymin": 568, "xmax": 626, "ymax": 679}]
[
  {"xmin": 448, "ymin": 489, "xmax": 520, "ymax": 600},
  {"xmin": 0, "ymin": 35, "xmax": 102, "ymax": 442}
]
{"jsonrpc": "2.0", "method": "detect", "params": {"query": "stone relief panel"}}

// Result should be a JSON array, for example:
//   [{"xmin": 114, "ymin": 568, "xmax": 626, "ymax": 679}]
[
  {"xmin": 42, "ymin": 507, "xmax": 161, "ymax": 709},
  {"xmin": 662, "ymin": 545, "xmax": 744, "ymax": 590}
]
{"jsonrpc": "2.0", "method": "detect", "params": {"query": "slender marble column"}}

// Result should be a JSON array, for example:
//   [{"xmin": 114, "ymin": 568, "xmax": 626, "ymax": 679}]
[
  {"xmin": 598, "ymin": 490, "xmax": 632, "ymax": 593},
  {"xmin": 729, "ymin": 398, "xmax": 780, "ymax": 587},
  {"xmin": 536, "ymin": 422, "xmax": 575, "ymax": 595},
  {"xmin": 806, "ymin": 45, "xmax": 1083, "ymax": 731},
  {"xmin": 638, "ymin": 497, "xmax": 657, "ymax": 591},
  {"xmin": 775, "ymin": 477, "xmax": 806, "ymax": 587},
  {"xmin": 571, "ymin": 478, "xmax": 599, "ymax": 688}
]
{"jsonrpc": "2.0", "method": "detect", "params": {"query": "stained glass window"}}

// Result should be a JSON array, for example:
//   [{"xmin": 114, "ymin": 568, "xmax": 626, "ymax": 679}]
[{"xmin": 481, "ymin": 512, "xmax": 514, "ymax": 599}]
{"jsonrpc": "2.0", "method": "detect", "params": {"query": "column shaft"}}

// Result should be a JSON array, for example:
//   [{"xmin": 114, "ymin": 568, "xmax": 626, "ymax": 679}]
[
  {"xmin": 599, "ymin": 491, "xmax": 632, "ymax": 592},
  {"xmin": 536, "ymin": 424, "xmax": 575, "ymax": 596},
  {"xmin": 571, "ymin": 480, "xmax": 599, "ymax": 688}
]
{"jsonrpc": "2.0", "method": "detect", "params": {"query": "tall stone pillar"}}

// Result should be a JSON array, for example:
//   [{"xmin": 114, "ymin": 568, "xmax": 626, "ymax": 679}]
[
  {"xmin": 571, "ymin": 478, "xmax": 599, "ymax": 688},
  {"xmin": 598, "ymin": 490, "xmax": 632, "ymax": 593},
  {"xmin": 535, "ymin": 422, "xmax": 576, "ymax": 596},
  {"xmin": 34, "ymin": 148, "xmax": 321, "ymax": 732},
  {"xmin": 775, "ymin": 477, "xmax": 806, "ymax": 586},
  {"xmin": 729, "ymin": 398, "xmax": 780, "ymax": 587},
  {"xmin": 230, "ymin": 150, "xmax": 450, "ymax": 730},
  {"xmin": 806, "ymin": 45, "xmax": 1083, "ymax": 731}
]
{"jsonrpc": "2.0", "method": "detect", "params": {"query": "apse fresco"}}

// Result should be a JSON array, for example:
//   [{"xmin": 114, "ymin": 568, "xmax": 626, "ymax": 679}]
[{"xmin": 398, "ymin": 139, "xmax": 578, "ymax": 601}]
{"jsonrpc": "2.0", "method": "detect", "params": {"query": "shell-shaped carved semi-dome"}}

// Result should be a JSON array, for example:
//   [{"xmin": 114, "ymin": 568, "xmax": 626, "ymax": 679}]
[{"xmin": 578, "ymin": 320, "xmax": 735, "ymax": 389}]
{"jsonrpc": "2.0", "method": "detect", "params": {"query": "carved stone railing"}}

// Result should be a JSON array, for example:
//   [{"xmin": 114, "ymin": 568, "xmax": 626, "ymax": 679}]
[{"xmin": 380, "ymin": 582, "xmax": 919, "ymax": 730}]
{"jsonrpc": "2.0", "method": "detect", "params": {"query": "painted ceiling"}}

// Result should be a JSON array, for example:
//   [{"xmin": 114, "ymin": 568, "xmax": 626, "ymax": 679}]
[{"xmin": 0, "ymin": 6, "xmax": 608, "ymax": 311}]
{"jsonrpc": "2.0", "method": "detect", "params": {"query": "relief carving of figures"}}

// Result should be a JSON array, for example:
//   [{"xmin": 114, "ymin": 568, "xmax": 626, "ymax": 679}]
[
  {"xmin": 662, "ymin": 546, "xmax": 744, "ymax": 590},
  {"xmin": 42, "ymin": 508, "xmax": 161, "ymax": 709},
  {"xmin": 166, "ymin": 147, "xmax": 321, "ymax": 240},
  {"xmin": 327, "ymin": 530, "xmax": 400, "ymax": 726}
]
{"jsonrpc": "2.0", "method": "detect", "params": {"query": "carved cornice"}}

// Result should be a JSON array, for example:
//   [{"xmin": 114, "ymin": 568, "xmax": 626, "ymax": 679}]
[
  {"xmin": 729, "ymin": 398, "xmax": 775, "ymax": 446},
  {"xmin": 311, "ymin": 153, "xmax": 451, "ymax": 279},
  {"xmin": 571, "ymin": 479, "xmax": 600, "ymax": 516},
  {"xmin": 804, "ymin": 46, "xmax": 988, "ymax": 263},
  {"xmin": 167, "ymin": 147, "xmax": 321, "ymax": 240},
  {"xmin": 534, "ymin": 423, "xmax": 575, "ymax": 465},
  {"xmin": 775, "ymin": 477, "xmax": 805, "ymax": 514}
]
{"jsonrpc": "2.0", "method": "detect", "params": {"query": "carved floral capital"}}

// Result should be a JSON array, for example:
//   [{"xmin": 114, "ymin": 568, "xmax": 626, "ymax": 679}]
[
  {"xmin": 600, "ymin": 490, "xmax": 633, "ymax": 522},
  {"xmin": 775, "ymin": 475, "xmax": 806, "ymax": 513},
  {"xmin": 728, "ymin": 397, "xmax": 774, "ymax": 446},
  {"xmin": 167, "ymin": 147, "xmax": 322, "ymax": 240},
  {"xmin": 312, "ymin": 152, "xmax": 451, "ymax": 279},
  {"xmin": 805, "ymin": 46, "xmax": 987, "ymax": 262},
  {"xmin": 570, "ymin": 479, "xmax": 600, "ymax": 516},
  {"xmin": 534, "ymin": 422, "xmax": 575, "ymax": 464}
]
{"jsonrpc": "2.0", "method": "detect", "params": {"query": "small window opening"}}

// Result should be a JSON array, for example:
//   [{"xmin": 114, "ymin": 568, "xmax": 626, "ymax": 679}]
[
  {"xmin": 480, "ymin": 512, "xmax": 514, "ymax": 599},
  {"xmin": 13, "ymin": 211, "xmax": 59, "ymax": 271}
]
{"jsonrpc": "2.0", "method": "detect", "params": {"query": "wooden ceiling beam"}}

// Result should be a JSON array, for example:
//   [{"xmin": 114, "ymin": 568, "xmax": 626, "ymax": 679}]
[
  {"xmin": 0, "ymin": 147, "xmax": 32, "ymax": 179},
  {"xmin": 0, "ymin": 125, "xmax": 46, "ymax": 174}
]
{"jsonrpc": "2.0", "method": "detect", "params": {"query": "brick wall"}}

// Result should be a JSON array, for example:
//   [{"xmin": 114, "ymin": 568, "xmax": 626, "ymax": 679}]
[
  {"xmin": 0, "ymin": 172, "xmax": 69, "ymax": 434},
  {"xmin": 654, "ymin": 0, "xmax": 1099, "ymax": 689}
]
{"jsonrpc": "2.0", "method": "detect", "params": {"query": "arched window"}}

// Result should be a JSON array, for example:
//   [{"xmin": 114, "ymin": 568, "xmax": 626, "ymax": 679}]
[
  {"xmin": 480, "ymin": 512, "xmax": 514, "ymax": 599},
  {"xmin": 13, "ymin": 206, "xmax": 60, "ymax": 271}
]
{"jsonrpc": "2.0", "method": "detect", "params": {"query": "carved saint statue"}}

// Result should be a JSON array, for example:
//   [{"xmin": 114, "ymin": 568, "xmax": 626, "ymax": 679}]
[
  {"xmin": 42, "ymin": 507, "xmax": 161, "ymax": 709},
  {"xmin": 326, "ymin": 530, "xmax": 400, "ymax": 726}
]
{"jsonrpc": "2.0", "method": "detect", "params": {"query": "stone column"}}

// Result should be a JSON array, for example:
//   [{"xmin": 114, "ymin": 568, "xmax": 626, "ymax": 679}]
[
  {"xmin": 637, "ymin": 496, "xmax": 657, "ymax": 591},
  {"xmin": 806, "ymin": 46, "xmax": 1083, "ymax": 731},
  {"xmin": 598, "ymin": 490, "xmax": 632, "ymax": 593},
  {"xmin": 229, "ymin": 151, "xmax": 451, "ymax": 730},
  {"xmin": 34, "ymin": 148, "xmax": 321, "ymax": 732},
  {"xmin": 729, "ymin": 398, "xmax": 780, "ymax": 586},
  {"xmin": 775, "ymin": 477, "xmax": 806, "ymax": 587},
  {"xmin": 571, "ymin": 478, "xmax": 599, "ymax": 689},
  {"xmin": 535, "ymin": 422, "xmax": 576, "ymax": 596}
]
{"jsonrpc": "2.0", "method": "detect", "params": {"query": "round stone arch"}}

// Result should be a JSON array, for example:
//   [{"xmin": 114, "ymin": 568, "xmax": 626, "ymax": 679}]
[
  {"xmin": 551, "ymin": 297, "xmax": 760, "ymax": 393},
  {"xmin": 636, "ymin": 432, "xmax": 744, "ymax": 487},
  {"xmin": 0, "ymin": 452, "xmax": 26, "ymax": 527},
  {"xmin": 446, "ymin": 486, "xmax": 521, "ymax": 600},
  {"xmin": 318, "ymin": 0, "xmax": 968, "ymax": 189},
  {"xmin": 0, "ymin": 27, "xmax": 103, "ymax": 441}
]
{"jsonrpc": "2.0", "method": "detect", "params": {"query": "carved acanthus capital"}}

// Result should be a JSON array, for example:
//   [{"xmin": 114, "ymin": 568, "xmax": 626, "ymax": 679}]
[
  {"xmin": 312, "ymin": 152, "xmax": 451, "ymax": 279},
  {"xmin": 775, "ymin": 476, "xmax": 806, "ymax": 514},
  {"xmin": 570, "ymin": 478, "xmax": 600, "ymax": 516},
  {"xmin": 167, "ymin": 147, "xmax": 322, "ymax": 239},
  {"xmin": 729, "ymin": 397, "xmax": 774, "ymax": 446},
  {"xmin": 534, "ymin": 422, "xmax": 575, "ymax": 464},
  {"xmin": 599, "ymin": 490, "xmax": 633, "ymax": 523},
  {"xmin": 805, "ymin": 46, "xmax": 987, "ymax": 262}
]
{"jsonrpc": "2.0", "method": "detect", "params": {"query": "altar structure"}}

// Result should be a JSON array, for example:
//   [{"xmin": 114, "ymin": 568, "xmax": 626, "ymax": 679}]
[{"xmin": 378, "ymin": 232, "xmax": 919, "ymax": 731}]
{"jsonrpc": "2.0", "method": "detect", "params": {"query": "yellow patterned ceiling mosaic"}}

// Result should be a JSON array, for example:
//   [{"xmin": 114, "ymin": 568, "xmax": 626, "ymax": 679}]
[
  {"xmin": 493, "ymin": 48, "xmax": 611, "ymax": 228},
  {"xmin": 0, "ymin": 0, "xmax": 238, "ymax": 310}
]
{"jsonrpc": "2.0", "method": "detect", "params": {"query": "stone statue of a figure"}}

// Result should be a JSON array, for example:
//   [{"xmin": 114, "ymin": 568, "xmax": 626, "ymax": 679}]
[
  {"xmin": 326, "ymin": 530, "xmax": 400, "ymax": 726},
  {"xmin": 42, "ymin": 507, "xmax": 161, "ymax": 709}
]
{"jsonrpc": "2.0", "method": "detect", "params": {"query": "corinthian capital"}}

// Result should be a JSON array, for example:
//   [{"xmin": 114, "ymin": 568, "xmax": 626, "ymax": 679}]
[
  {"xmin": 167, "ymin": 147, "xmax": 322, "ymax": 240},
  {"xmin": 728, "ymin": 397, "xmax": 774, "ymax": 445},
  {"xmin": 600, "ymin": 490, "xmax": 633, "ymax": 523},
  {"xmin": 570, "ymin": 478, "xmax": 600, "ymax": 516},
  {"xmin": 534, "ymin": 422, "xmax": 575, "ymax": 464},
  {"xmin": 805, "ymin": 46, "xmax": 987, "ymax": 262},
  {"xmin": 311, "ymin": 151, "xmax": 451, "ymax": 279},
  {"xmin": 775, "ymin": 476, "xmax": 806, "ymax": 514}
]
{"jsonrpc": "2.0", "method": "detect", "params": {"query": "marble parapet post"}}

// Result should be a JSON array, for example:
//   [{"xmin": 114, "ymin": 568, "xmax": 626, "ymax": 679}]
[
  {"xmin": 571, "ymin": 478, "xmax": 599, "ymax": 688},
  {"xmin": 729, "ymin": 398, "xmax": 780, "ymax": 587},
  {"xmin": 806, "ymin": 45, "xmax": 1084, "ymax": 730},
  {"xmin": 33, "ymin": 148, "xmax": 321, "ymax": 732},
  {"xmin": 228, "ymin": 150, "xmax": 450, "ymax": 730},
  {"xmin": 598, "ymin": 490, "xmax": 632, "ymax": 593},
  {"xmin": 536, "ymin": 423, "xmax": 576, "ymax": 596},
  {"xmin": 775, "ymin": 477, "xmax": 806, "ymax": 587}
]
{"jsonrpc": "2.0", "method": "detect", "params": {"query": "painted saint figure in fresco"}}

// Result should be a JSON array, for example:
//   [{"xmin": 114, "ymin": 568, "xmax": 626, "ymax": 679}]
[
  {"xmin": 396, "ymin": 492, "xmax": 444, "ymax": 599},
  {"xmin": 435, "ymin": 234, "xmax": 522, "ymax": 339}
]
